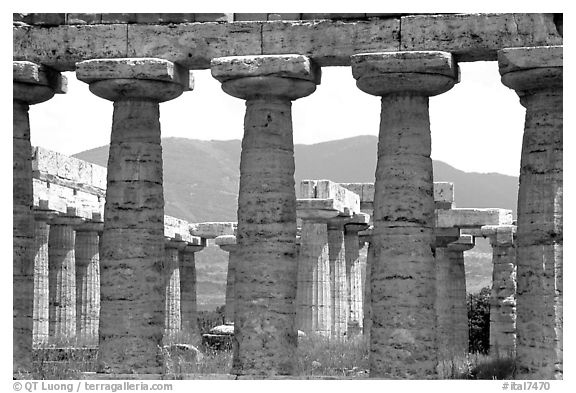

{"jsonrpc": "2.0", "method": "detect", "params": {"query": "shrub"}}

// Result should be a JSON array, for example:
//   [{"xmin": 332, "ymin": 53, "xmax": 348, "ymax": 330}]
[{"xmin": 467, "ymin": 286, "xmax": 491, "ymax": 354}]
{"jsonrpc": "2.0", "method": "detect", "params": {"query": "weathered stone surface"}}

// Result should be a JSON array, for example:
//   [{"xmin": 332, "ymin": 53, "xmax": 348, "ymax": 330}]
[
  {"xmin": 75, "ymin": 222, "xmax": 102, "ymax": 347},
  {"xmin": 352, "ymin": 52, "xmax": 459, "ymax": 379},
  {"xmin": 498, "ymin": 46, "xmax": 562, "ymax": 380},
  {"xmin": 296, "ymin": 221, "xmax": 330, "ymax": 336},
  {"xmin": 80, "ymin": 64, "xmax": 185, "ymax": 374},
  {"xmin": 234, "ymin": 13, "xmax": 268, "ymax": 21},
  {"xmin": 191, "ymin": 222, "xmax": 237, "ymax": 239},
  {"xmin": 14, "ymin": 14, "xmax": 562, "ymax": 71},
  {"xmin": 327, "ymin": 221, "xmax": 348, "ymax": 339},
  {"xmin": 401, "ymin": 13, "xmax": 563, "ymax": 61},
  {"xmin": 14, "ymin": 13, "xmax": 66, "ymax": 26},
  {"xmin": 66, "ymin": 13, "xmax": 102, "ymax": 25},
  {"xmin": 215, "ymin": 236, "xmax": 238, "ymax": 325},
  {"xmin": 498, "ymin": 45, "xmax": 562, "ymax": 74},
  {"xmin": 352, "ymin": 51, "xmax": 459, "ymax": 97},
  {"xmin": 213, "ymin": 56, "xmax": 319, "ymax": 376},
  {"xmin": 14, "ymin": 24, "xmax": 128, "ymax": 72},
  {"xmin": 13, "ymin": 62, "xmax": 65, "ymax": 372},
  {"xmin": 127, "ymin": 22, "xmax": 261, "ymax": 69},
  {"xmin": 163, "ymin": 240, "xmax": 185, "ymax": 345},
  {"xmin": 262, "ymin": 19, "xmax": 400, "ymax": 67},
  {"xmin": 48, "ymin": 215, "xmax": 82, "ymax": 345},
  {"xmin": 212, "ymin": 54, "xmax": 320, "ymax": 84},
  {"xmin": 344, "ymin": 225, "xmax": 365, "ymax": 336},
  {"xmin": 195, "ymin": 13, "xmax": 234, "ymax": 22},
  {"xmin": 76, "ymin": 58, "xmax": 193, "ymax": 90},
  {"xmin": 267, "ymin": 14, "xmax": 301, "ymax": 21},
  {"xmin": 436, "ymin": 208, "xmax": 513, "ymax": 228},
  {"xmin": 482, "ymin": 225, "xmax": 517, "ymax": 357},
  {"xmin": 13, "ymin": 61, "xmax": 67, "ymax": 94},
  {"xmin": 180, "ymin": 244, "xmax": 203, "ymax": 345},
  {"xmin": 297, "ymin": 179, "xmax": 361, "ymax": 219},
  {"xmin": 32, "ymin": 215, "xmax": 50, "ymax": 348}
]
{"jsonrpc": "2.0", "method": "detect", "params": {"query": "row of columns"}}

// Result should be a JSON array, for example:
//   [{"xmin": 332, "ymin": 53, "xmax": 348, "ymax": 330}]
[{"xmin": 14, "ymin": 44, "xmax": 562, "ymax": 379}]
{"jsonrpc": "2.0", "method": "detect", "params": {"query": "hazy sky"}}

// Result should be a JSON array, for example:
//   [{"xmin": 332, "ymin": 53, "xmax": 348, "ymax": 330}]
[{"xmin": 29, "ymin": 61, "xmax": 526, "ymax": 176}]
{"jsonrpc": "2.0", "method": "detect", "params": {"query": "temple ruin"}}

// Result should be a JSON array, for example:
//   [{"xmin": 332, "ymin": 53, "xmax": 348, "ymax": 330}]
[{"xmin": 13, "ymin": 12, "xmax": 562, "ymax": 380}]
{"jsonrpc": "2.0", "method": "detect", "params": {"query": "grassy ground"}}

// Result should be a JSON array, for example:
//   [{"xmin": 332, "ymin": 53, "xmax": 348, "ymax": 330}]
[{"xmin": 19, "ymin": 334, "xmax": 514, "ymax": 379}]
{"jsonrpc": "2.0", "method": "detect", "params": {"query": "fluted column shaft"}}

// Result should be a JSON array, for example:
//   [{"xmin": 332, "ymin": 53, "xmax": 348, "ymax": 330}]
[
  {"xmin": 327, "ymin": 222, "xmax": 347, "ymax": 339},
  {"xmin": 352, "ymin": 51, "xmax": 458, "ymax": 378},
  {"xmin": 13, "ymin": 61, "xmax": 65, "ymax": 371},
  {"xmin": 211, "ymin": 54, "xmax": 319, "ymax": 375},
  {"xmin": 218, "ymin": 241, "xmax": 238, "ymax": 326},
  {"xmin": 32, "ymin": 212, "xmax": 51, "ymax": 348},
  {"xmin": 483, "ymin": 225, "xmax": 517, "ymax": 358},
  {"xmin": 77, "ymin": 58, "xmax": 192, "ymax": 374},
  {"xmin": 435, "ymin": 242, "xmax": 456, "ymax": 361},
  {"xmin": 498, "ymin": 46, "xmax": 563, "ymax": 379},
  {"xmin": 363, "ymin": 241, "xmax": 374, "ymax": 340},
  {"xmin": 75, "ymin": 221, "xmax": 102, "ymax": 348},
  {"xmin": 344, "ymin": 225, "xmax": 366, "ymax": 336},
  {"xmin": 48, "ymin": 215, "xmax": 81, "ymax": 345},
  {"xmin": 296, "ymin": 221, "xmax": 330, "ymax": 336},
  {"xmin": 447, "ymin": 241, "xmax": 474, "ymax": 358},
  {"xmin": 163, "ymin": 240, "xmax": 187, "ymax": 345},
  {"xmin": 180, "ymin": 244, "xmax": 204, "ymax": 345}
]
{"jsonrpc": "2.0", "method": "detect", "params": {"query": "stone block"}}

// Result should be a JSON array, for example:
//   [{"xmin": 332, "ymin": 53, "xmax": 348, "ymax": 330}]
[
  {"xmin": 66, "ymin": 14, "xmax": 102, "ymax": 25},
  {"xmin": 298, "ymin": 180, "xmax": 317, "ymax": 198},
  {"xmin": 101, "ymin": 13, "xmax": 138, "ymax": 24},
  {"xmin": 301, "ymin": 14, "xmax": 332, "ymax": 20},
  {"xmin": 268, "ymin": 14, "xmax": 301, "ymax": 21},
  {"xmin": 13, "ymin": 62, "xmax": 67, "ymax": 93},
  {"xmin": 14, "ymin": 24, "xmax": 128, "ymax": 72},
  {"xmin": 76, "ymin": 58, "xmax": 193, "ymax": 90},
  {"xmin": 433, "ymin": 182, "xmax": 454, "ymax": 204},
  {"xmin": 315, "ymin": 180, "xmax": 360, "ymax": 215},
  {"xmin": 296, "ymin": 199, "xmax": 349, "ymax": 220},
  {"xmin": 215, "ymin": 235, "xmax": 236, "ymax": 246},
  {"xmin": 481, "ymin": 224, "xmax": 517, "ymax": 246},
  {"xmin": 234, "ymin": 13, "xmax": 268, "ymax": 21},
  {"xmin": 401, "ymin": 13, "xmax": 563, "ymax": 61},
  {"xmin": 329, "ymin": 14, "xmax": 367, "ymax": 19},
  {"xmin": 190, "ymin": 222, "xmax": 237, "ymax": 238},
  {"xmin": 127, "ymin": 22, "xmax": 261, "ymax": 69},
  {"xmin": 351, "ymin": 50, "xmax": 458, "ymax": 80},
  {"xmin": 436, "ymin": 208, "xmax": 513, "ymax": 228},
  {"xmin": 134, "ymin": 14, "xmax": 196, "ymax": 24},
  {"xmin": 262, "ymin": 19, "xmax": 399, "ymax": 67},
  {"xmin": 194, "ymin": 13, "xmax": 234, "ymax": 22},
  {"xmin": 211, "ymin": 54, "xmax": 320, "ymax": 84},
  {"xmin": 14, "ymin": 13, "xmax": 65, "ymax": 26},
  {"xmin": 498, "ymin": 45, "xmax": 562, "ymax": 74},
  {"xmin": 164, "ymin": 215, "xmax": 202, "ymax": 244}
]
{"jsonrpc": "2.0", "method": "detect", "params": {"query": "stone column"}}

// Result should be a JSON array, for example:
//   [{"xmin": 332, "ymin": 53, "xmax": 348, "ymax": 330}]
[
  {"xmin": 482, "ymin": 224, "xmax": 517, "ymax": 358},
  {"xmin": 327, "ymin": 220, "xmax": 347, "ymax": 339},
  {"xmin": 163, "ymin": 238, "xmax": 186, "ymax": 345},
  {"xmin": 77, "ymin": 58, "xmax": 193, "ymax": 374},
  {"xmin": 48, "ymin": 208, "xmax": 83, "ymax": 346},
  {"xmin": 215, "ymin": 235, "xmax": 237, "ymax": 325},
  {"xmin": 75, "ymin": 214, "xmax": 103, "ymax": 348},
  {"xmin": 498, "ymin": 46, "xmax": 562, "ymax": 379},
  {"xmin": 447, "ymin": 236, "xmax": 475, "ymax": 358},
  {"xmin": 352, "ymin": 51, "xmax": 459, "ymax": 378},
  {"xmin": 211, "ymin": 54, "xmax": 320, "ymax": 375},
  {"xmin": 359, "ymin": 228, "xmax": 373, "ymax": 340},
  {"xmin": 180, "ymin": 242, "xmax": 205, "ymax": 346},
  {"xmin": 296, "ymin": 220, "xmax": 330, "ymax": 336},
  {"xmin": 434, "ymin": 229, "xmax": 461, "ymax": 363},
  {"xmin": 32, "ymin": 205, "xmax": 55, "ymax": 348},
  {"xmin": 13, "ymin": 61, "xmax": 66, "ymax": 370},
  {"xmin": 344, "ymin": 223, "xmax": 368, "ymax": 337}
]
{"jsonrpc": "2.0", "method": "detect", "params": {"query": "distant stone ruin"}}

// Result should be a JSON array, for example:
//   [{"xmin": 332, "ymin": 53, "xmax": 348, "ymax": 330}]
[{"xmin": 13, "ymin": 12, "xmax": 562, "ymax": 380}]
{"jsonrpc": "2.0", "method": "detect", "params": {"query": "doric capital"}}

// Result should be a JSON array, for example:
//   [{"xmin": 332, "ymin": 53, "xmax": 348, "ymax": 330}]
[
  {"xmin": 13, "ymin": 61, "xmax": 67, "ymax": 104},
  {"xmin": 211, "ymin": 54, "xmax": 320, "ymax": 100},
  {"xmin": 164, "ymin": 237, "xmax": 188, "ymax": 251},
  {"xmin": 481, "ymin": 224, "xmax": 517, "ymax": 247},
  {"xmin": 435, "ymin": 227, "xmax": 461, "ymax": 248},
  {"xmin": 76, "ymin": 58, "xmax": 193, "ymax": 102},
  {"xmin": 448, "ymin": 234, "xmax": 475, "ymax": 252},
  {"xmin": 498, "ymin": 46, "xmax": 562, "ymax": 95},
  {"xmin": 215, "ymin": 235, "xmax": 237, "ymax": 253},
  {"xmin": 351, "ymin": 51, "xmax": 459, "ymax": 97}
]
